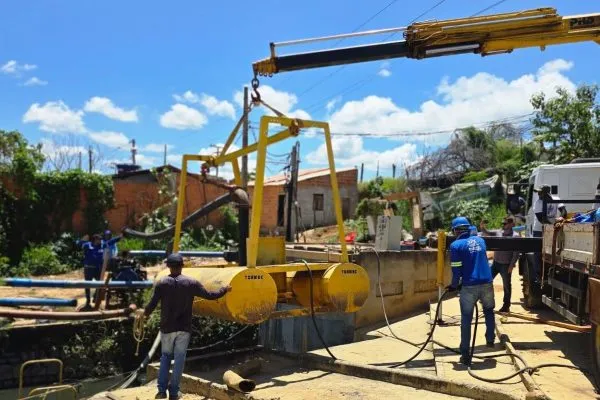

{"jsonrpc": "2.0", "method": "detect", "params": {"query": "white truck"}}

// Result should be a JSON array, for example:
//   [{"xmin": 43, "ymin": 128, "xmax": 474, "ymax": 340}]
[{"xmin": 515, "ymin": 160, "xmax": 600, "ymax": 378}]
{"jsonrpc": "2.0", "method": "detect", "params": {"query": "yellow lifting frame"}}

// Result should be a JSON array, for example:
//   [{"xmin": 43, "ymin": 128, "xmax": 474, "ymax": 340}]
[{"xmin": 172, "ymin": 114, "xmax": 349, "ymax": 266}]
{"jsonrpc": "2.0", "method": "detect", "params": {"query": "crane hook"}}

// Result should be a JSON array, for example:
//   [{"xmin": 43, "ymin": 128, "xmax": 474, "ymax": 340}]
[{"xmin": 251, "ymin": 77, "xmax": 261, "ymax": 103}]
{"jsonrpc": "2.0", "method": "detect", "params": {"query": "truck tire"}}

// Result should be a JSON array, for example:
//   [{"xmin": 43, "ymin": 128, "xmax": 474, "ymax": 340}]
[
  {"xmin": 522, "ymin": 253, "xmax": 543, "ymax": 309},
  {"xmin": 592, "ymin": 323, "xmax": 600, "ymax": 390}
]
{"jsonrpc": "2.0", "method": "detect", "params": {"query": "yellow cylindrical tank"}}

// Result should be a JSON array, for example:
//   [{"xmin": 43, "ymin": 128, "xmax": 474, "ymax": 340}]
[
  {"xmin": 291, "ymin": 263, "xmax": 369, "ymax": 313},
  {"xmin": 155, "ymin": 266, "xmax": 277, "ymax": 324}
]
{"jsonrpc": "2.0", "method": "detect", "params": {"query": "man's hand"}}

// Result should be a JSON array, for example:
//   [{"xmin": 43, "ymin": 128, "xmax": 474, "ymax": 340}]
[
  {"xmin": 445, "ymin": 285, "xmax": 459, "ymax": 293},
  {"xmin": 479, "ymin": 220, "xmax": 487, "ymax": 230},
  {"xmin": 224, "ymin": 285, "xmax": 233, "ymax": 293}
]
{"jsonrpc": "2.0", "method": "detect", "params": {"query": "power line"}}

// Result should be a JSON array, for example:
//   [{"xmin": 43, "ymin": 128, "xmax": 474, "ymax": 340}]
[
  {"xmin": 471, "ymin": 0, "xmax": 509, "ymax": 17},
  {"xmin": 298, "ymin": 0, "xmax": 449, "ymax": 111},
  {"xmin": 306, "ymin": 113, "xmax": 533, "ymax": 138}
]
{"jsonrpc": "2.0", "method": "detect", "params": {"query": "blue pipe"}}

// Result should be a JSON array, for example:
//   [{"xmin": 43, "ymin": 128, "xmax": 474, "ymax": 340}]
[
  {"xmin": 0, "ymin": 278, "xmax": 154, "ymax": 289},
  {"xmin": 0, "ymin": 297, "xmax": 77, "ymax": 307},
  {"xmin": 129, "ymin": 250, "xmax": 224, "ymax": 258}
]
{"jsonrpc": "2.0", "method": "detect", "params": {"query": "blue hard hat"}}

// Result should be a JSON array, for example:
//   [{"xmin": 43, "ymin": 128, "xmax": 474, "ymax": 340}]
[
  {"xmin": 166, "ymin": 253, "xmax": 184, "ymax": 265},
  {"xmin": 451, "ymin": 216, "xmax": 471, "ymax": 230},
  {"xmin": 104, "ymin": 230, "xmax": 112, "ymax": 236}
]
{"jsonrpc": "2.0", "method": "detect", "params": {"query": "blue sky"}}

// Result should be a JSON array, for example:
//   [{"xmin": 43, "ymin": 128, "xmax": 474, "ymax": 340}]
[{"xmin": 1, "ymin": 0, "xmax": 598, "ymax": 179}]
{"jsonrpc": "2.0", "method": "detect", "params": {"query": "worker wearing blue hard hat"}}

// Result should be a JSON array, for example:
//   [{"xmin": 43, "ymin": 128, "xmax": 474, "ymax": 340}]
[{"xmin": 447, "ymin": 216, "xmax": 495, "ymax": 366}]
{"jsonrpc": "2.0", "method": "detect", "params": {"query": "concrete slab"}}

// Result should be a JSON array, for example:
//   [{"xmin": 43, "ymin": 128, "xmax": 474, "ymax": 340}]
[
  {"xmin": 494, "ymin": 271, "xmax": 597, "ymax": 400},
  {"xmin": 430, "ymin": 299, "xmax": 527, "ymax": 400},
  {"xmin": 182, "ymin": 353, "xmax": 464, "ymax": 400}
]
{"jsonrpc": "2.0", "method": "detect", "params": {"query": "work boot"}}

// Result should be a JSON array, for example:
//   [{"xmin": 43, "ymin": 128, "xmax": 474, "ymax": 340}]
[
  {"xmin": 169, "ymin": 392, "xmax": 182, "ymax": 400},
  {"xmin": 459, "ymin": 355, "xmax": 471, "ymax": 366},
  {"xmin": 498, "ymin": 304, "xmax": 510, "ymax": 313},
  {"xmin": 155, "ymin": 392, "xmax": 167, "ymax": 399},
  {"xmin": 486, "ymin": 341, "xmax": 495, "ymax": 348}
]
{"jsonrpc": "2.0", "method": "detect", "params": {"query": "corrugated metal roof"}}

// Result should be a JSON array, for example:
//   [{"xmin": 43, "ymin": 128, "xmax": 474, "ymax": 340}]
[{"xmin": 249, "ymin": 167, "xmax": 356, "ymax": 187}]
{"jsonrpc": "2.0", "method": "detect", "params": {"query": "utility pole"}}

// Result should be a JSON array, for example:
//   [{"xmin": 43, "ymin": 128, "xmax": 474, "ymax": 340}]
[
  {"xmin": 242, "ymin": 86, "xmax": 249, "ymax": 188},
  {"xmin": 360, "ymin": 163, "xmax": 364, "ymax": 183},
  {"xmin": 78, "ymin": 152, "xmax": 82, "ymax": 170},
  {"xmin": 392, "ymin": 163, "xmax": 396, "ymax": 178},
  {"xmin": 163, "ymin": 144, "xmax": 167, "ymax": 166},
  {"xmin": 130, "ymin": 139, "xmax": 137, "ymax": 165},
  {"xmin": 286, "ymin": 142, "xmax": 299, "ymax": 242},
  {"xmin": 88, "ymin": 145, "xmax": 93, "ymax": 173},
  {"xmin": 209, "ymin": 144, "xmax": 222, "ymax": 177},
  {"xmin": 376, "ymin": 161, "xmax": 379, "ymax": 178}
]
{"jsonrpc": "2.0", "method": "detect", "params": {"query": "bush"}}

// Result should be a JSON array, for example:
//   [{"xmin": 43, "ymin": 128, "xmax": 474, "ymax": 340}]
[
  {"xmin": 462, "ymin": 171, "xmax": 488, "ymax": 183},
  {"xmin": 51, "ymin": 232, "xmax": 82, "ymax": 271},
  {"xmin": 18, "ymin": 244, "xmax": 67, "ymax": 276},
  {"xmin": 355, "ymin": 198, "xmax": 385, "ymax": 218}
]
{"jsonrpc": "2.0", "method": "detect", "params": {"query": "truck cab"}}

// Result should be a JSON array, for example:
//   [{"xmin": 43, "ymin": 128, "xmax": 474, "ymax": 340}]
[{"xmin": 524, "ymin": 161, "xmax": 600, "ymax": 236}]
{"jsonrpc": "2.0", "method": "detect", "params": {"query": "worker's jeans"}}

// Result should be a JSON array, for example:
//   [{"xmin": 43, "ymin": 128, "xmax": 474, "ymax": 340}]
[
  {"xmin": 83, "ymin": 266, "xmax": 101, "ymax": 304},
  {"xmin": 158, "ymin": 331, "xmax": 191, "ymax": 397},
  {"xmin": 491, "ymin": 261, "xmax": 511, "ymax": 308},
  {"xmin": 459, "ymin": 283, "xmax": 495, "ymax": 359}
]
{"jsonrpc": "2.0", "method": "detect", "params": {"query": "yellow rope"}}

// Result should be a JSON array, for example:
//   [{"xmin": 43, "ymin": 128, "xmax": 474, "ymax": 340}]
[{"xmin": 133, "ymin": 312, "xmax": 146, "ymax": 356}]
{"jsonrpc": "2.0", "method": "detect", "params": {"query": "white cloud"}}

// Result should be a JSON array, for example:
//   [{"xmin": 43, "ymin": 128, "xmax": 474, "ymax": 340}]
[
  {"xmin": 136, "ymin": 154, "xmax": 158, "ymax": 167},
  {"xmin": 84, "ymin": 97, "xmax": 138, "ymax": 122},
  {"xmin": 88, "ymin": 131, "xmax": 130, "ymax": 148},
  {"xmin": 326, "ymin": 97, "xmax": 341, "ymax": 113},
  {"xmin": 234, "ymin": 84, "xmax": 311, "ymax": 120},
  {"xmin": 306, "ymin": 136, "xmax": 419, "ymax": 172},
  {"xmin": 39, "ymin": 138, "xmax": 86, "ymax": 158},
  {"xmin": 23, "ymin": 77, "xmax": 48, "ymax": 86},
  {"xmin": 173, "ymin": 90, "xmax": 201, "ymax": 104},
  {"xmin": 23, "ymin": 101, "xmax": 86, "ymax": 133},
  {"xmin": 328, "ymin": 59, "xmax": 576, "ymax": 144},
  {"xmin": 378, "ymin": 61, "xmax": 392, "ymax": 78},
  {"xmin": 143, "ymin": 143, "xmax": 175, "ymax": 153},
  {"xmin": 1, "ymin": 60, "xmax": 37, "ymax": 76},
  {"xmin": 200, "ymin": 94, "xmax": 236, "ymax": 119},
  {"xmin": 160, "ymin": 104, "xmax": 208, "ymax": 130},
  {"xmin": 166, "ymin": 154, "xmax": 183, "ymax": 164},
  {"xmin": 173, "ymin": 90, "xmax": 236, "ymax": 119}
]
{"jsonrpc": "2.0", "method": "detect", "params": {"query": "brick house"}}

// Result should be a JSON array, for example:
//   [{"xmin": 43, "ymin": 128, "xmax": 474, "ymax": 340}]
[
  {"xmin": 248, "ymin": 167, "xmax": 358, "ymax": 234},
  {"xmin": 105, "ymin": 165, "xmax": 228, "ymax": 231}
]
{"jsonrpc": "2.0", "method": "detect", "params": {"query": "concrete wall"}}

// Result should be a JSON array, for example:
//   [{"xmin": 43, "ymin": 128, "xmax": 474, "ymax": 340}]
[
  {"xmin": 259, "ymin": 249, "xmax": 451, "ymax": 353},
  {"xmin": 353, "ymin": 250, "xmax": 451, "ymax": 329}
]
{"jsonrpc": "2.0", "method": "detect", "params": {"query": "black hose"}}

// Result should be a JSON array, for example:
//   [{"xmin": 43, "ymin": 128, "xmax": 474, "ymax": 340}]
[
  {"xmin": 466, "ymin": 302, "xmax": 578, "ymax": 383},
  {"xmin": 123, "ymin": 191, "xmax": 238, "ymax": 240},
  {"xmin": 187, "ymin": 325, "xmax": 252, "ymax": 352},
  {"xmin": 297, "ymin": 259, "xmax": 337, "ymax": 360},
  {"xmin": 369, "ymin": 248, "xmax": 449, "ymax": 367}
]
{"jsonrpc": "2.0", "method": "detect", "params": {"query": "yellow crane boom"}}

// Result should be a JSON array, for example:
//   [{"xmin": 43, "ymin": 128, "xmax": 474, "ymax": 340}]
[{"xmin": 253, "ymin": 7, "xmax": 600, "ymax": 76}]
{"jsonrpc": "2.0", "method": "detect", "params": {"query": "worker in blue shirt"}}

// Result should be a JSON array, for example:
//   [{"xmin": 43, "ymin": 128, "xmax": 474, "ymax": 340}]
[
  {"xmin": 79, "ymin": 234, "xmax": 105, "ymax": 308},
  {"xmin": 447, "ymin": 216, "xmax": 495, "ymax": 366},
  {"xmin": 103, "ymin": 230, "xmax": 122, "ymax": 258}
]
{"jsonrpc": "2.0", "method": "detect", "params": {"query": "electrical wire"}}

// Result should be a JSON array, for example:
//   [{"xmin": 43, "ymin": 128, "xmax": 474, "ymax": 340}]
[
  {"xmin": 471, "ymin": 0, "xmax": 509, "ymax": 17},
  {"xmin": 186, "ymin": 324, "xmax": 252, "ymax": 352},
  {"xmin": 296, "ymin": 259, "xmax": 337, "ymax": 359}
]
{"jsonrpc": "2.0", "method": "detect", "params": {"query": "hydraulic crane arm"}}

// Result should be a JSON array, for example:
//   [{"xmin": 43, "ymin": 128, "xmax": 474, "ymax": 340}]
[{"xmin": 253, "ymin": 7, "xmax": 600, "ymax": 76}]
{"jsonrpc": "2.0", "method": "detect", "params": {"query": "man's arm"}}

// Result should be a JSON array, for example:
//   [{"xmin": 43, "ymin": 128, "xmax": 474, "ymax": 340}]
[
  {"xmin": 106, "ymin": 236, "xmax": 122, "ymax": 245},
  {"xmin": 143, "ymin": 284, "xmax": 161, "ymax": 317},
  {"xmin": 449, "ymin": 245, "xmax": 463, "ymax": 288},
  {"xmin": 191, "ymin": 280, "xmax": 231, "ymax": 300}
]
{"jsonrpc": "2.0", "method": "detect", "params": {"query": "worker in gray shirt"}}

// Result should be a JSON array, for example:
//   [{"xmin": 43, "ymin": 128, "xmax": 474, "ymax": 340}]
[
  {"xmin": 138, "ymin": 253, "xmax": 232, "ymax": 400},
  {"xmin": 480, "ymin": 216, "xmax": 520, "ymax": 313}
]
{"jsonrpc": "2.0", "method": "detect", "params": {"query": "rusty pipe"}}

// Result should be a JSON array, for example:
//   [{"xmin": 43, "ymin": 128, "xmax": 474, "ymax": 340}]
[
  {"xmin": 0, "ymin": 304, "xmax": 136, "ymax": 320},
  {"xmin": 223, "ymin": 359, "xmax": 262, "ymax": 393}
]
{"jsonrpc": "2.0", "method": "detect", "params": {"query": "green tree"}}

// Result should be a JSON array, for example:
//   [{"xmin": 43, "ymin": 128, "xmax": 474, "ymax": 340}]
[{"xmin": 531, "ymin": 84, "xmax": 600, "ymax": 163}]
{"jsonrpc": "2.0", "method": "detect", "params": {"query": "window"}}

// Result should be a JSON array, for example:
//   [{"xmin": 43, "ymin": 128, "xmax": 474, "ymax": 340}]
[
  {"xmin": 313, "ymin": 194, "xmax": 324, "ymax": 211},
  {"xmin": 551, "ymin": 185, "xmax": 558, "ymax": 195}
]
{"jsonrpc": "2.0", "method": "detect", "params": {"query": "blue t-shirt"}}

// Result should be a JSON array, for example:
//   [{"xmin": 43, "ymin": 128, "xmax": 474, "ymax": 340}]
[
  {"xmin": 80, "ymin": 242, "xmax": 104, "ymax": 268},
  {"xmin": 449, "ymin": 232, "xmax": 492, "ymax": 287}
]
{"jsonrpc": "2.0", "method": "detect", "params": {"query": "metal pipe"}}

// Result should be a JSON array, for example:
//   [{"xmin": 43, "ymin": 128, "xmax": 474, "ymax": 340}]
[
  {"xmin": 273, "ymin": 26, "xmax": 407, "ymax": 48},
  {"xmin": 129, "ymin": 250, "xmax": 224, "ymax": 258},
  {"xmin": 0, "ymin": 278, "xmax": 153, "ymax": 289},
  {"xmin": 0, "ymin": 297, "xmax": 77, "ymax": 307},
  {"xmin": 223, "ymin": 359, "xmax": 262, "ymax": 393},
  {"xmin": 0, "ymin": 305, "xmax": 136, "ymax": 320}
]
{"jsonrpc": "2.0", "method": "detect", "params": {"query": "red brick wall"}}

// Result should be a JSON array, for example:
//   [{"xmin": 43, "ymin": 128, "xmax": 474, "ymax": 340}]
[{"xmin": 104, "ymin": 174, "xmax": 227, "ymax": 233}]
